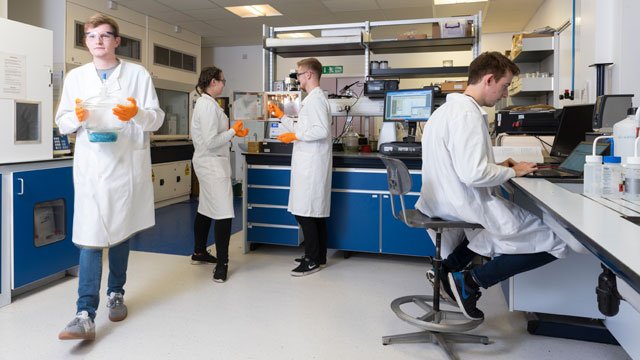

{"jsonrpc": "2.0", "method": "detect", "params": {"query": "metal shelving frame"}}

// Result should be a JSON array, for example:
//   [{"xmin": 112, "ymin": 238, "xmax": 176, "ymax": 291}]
[{"xmin": 262, "ymin": 13, "xmax": 482, "ymax": 91}]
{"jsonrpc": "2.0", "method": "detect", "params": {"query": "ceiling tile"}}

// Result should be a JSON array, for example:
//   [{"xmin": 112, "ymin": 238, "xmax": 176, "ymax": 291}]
[
  {"xmin": 155, "ymin": 0, "xmax": 219, "ymax": 11},
  {"xmin": 120, "ymin": 0, "xmax": 173, "ymax": 15},
  {"xmin": 321, "ymin": 0, "xmax": 380, "ymax": 12},
  {"xmin": 376, "ymin": 0, "xmax": 433, "ymax": 10}
]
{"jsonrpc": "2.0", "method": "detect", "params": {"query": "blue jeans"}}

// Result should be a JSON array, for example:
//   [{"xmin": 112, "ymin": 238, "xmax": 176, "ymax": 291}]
[
  {"xmin": 76, "ymin": 240, "xmax": 130, "ymax": 320},
  {"xmin": 443, "ymin": 239, "xmax": 557, "ymax": 289}
]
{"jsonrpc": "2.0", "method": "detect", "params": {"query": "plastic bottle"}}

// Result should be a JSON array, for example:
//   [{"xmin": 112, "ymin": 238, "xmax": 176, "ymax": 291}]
[
  {"xmin": 612, "ymin": 107, "xmax": 637, "ymax": 164},
  {"xmin": 601, "ymin": 156, "xmax": 624, "ymax": 198},
  {"xmin": 583, "ymin": 155, "xmax": 603, "ymax": 196},
  {"xmin": 623, "ymin": 157, "xmax": 640, "ymax": 201}
]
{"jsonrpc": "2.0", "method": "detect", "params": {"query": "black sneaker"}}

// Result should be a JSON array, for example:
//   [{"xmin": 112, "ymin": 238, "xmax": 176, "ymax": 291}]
[
  {"xmin": 294, "ymin": 256, "xmax": 327, "ymax": 268},
  {"xmin": 290, "ymin": 258, "xmax": 321, "ymax": 277},
  {"xmin": 213, "ymin": 263, "xmax": 228, "ymax": 283},
  {"xmin": 426, "ymin": 269, "xmax": 455, "ymax": 304},
  {"xmin": 191, "ymin": 251, "xmax": 217, "ymax": 265},
  {"xmin": 448, "ymin": 271, "xmax": 484, "ymax": 320}
]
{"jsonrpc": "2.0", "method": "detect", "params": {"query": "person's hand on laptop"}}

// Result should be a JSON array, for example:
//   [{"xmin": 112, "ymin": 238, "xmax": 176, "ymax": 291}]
[
  {"xmin": 512, "ymin": 161, "xmax": 538, "ymax": 177},
  {"xmin": 498, "ymin": 158, "xmax": 517, "ymax": 167}
]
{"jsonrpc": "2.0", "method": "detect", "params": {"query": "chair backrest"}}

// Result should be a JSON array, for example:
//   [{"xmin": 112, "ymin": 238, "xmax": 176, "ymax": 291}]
[{"xmin": 380, "ymin": 156, "xmax": 413, "ymax": 196}]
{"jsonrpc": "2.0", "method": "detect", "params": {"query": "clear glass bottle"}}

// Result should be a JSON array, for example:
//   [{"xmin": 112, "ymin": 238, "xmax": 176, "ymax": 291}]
[
  {"xmin": 341, "ymin": 123, "xmax": 360, "ymax": 153},
  {"xmin": 623, "ymin": 156, "xmax": 640, "ymax": 201},
  {"xmin": 583, "ymin": 155, "xmax": 603, "ymax": 196},
  {"xmin": 601, "ymin": 156, "xmax": 623, "ymax": 198}
]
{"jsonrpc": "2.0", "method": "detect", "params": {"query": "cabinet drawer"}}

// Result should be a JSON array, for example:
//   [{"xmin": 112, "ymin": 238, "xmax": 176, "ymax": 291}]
[
  {"xmin": 247, "ymin": 225, "xmax": 299, "ymax": 246},
  {"xmin": 248, "ymin": 168, "xmax": 291, "ymax": 186},
  {"xmin": 247, "ymin": 187, "xmax": 289, "ymax": 206},
  {"xmin": 332, "ymin": 170, "xmax": 421, "ymax": 192},
  {"xmin": 248, "ymin": 206, "xmax": 296, "ymax": 226}
]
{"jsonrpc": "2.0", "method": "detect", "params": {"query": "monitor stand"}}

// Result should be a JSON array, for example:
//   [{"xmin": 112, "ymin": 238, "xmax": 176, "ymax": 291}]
[{"xmin": 402, "ymin": 122, "xmax": 417, "ymax": 143}]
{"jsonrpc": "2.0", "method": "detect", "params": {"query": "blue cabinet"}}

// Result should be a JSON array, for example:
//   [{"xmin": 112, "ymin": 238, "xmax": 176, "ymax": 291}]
[
  {"xmin": 246, "ymin": 166, "xmax": 299, "ymax": 247},
  {"xmin": 381, "ymin": 194, "xmax": 433, "ymax": 256},
  {"xmin": 12, "ymin": 167, "xmax": 78, "ymax": 289},
  {"xmin": 327, "ymin": 192, "xmax": 380, "ymax": 253}
]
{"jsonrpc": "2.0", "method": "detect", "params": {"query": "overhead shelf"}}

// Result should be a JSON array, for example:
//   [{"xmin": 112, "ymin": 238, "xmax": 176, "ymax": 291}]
[
  {"xmin": 370, "ymin": 66, "xmax": 469, "ymax": 79},
  {"xmin": 511, "ymin": 36, "xmax": 554, "ymax": 63},
  {"xmin": 264, "ymin": 35, "xmax": 364, "ymax": 58},
  {"xmin": 369, "ymin": 36, "xmax": 475, "ymax": 54},
  {"xmin": 508, "ymin": 77, "xmax": 553, "ymax": 97}
]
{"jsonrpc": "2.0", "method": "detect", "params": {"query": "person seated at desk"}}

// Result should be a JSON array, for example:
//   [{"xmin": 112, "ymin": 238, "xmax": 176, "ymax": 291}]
[{"xmin": 415, "ymin": 51, "xmax": 569, "ymax": 320}]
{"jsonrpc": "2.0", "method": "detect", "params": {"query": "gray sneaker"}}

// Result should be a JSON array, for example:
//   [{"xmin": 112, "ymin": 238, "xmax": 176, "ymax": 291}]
[
  {"xmin": 107, "ymin": 292, "xmax": 128, "ymax": 322},
  {"xmin": 58, "ymin": 311, "xmax": 95, "ymax": 341}
]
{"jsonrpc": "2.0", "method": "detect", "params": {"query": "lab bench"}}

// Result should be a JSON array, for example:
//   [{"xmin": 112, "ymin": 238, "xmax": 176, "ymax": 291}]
[
  {"xmin": 0, "ymin": 158, "xmax": 78, "ymax": 307},
  {"xmin": 242, "ymin": 152, "xmax": 432, "ymax": 257}
]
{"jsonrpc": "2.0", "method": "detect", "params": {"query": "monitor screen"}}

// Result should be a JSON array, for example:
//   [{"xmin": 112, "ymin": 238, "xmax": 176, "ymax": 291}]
[
  {"xmin": 383, "ymin": 88, "xmax": 434, "ymax": 122},
  {"xmin": 550, "ymin": 104, "xmax": 595, "ymax": 158}
]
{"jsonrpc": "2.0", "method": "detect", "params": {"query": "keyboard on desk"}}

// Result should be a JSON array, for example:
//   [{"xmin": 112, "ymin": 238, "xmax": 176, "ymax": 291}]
[{"xmin": 379, "ymin": 142, "xmax": 422, "ymax": 157}]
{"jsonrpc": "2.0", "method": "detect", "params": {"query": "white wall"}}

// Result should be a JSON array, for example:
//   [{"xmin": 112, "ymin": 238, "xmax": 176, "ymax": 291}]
[
  {"xmin": 202, "ymin": 45, "xmax": 263, "ymax": 98},
  {"xmin": 0, "ymin": 0, "xmax": 6, "ymax": 18}
]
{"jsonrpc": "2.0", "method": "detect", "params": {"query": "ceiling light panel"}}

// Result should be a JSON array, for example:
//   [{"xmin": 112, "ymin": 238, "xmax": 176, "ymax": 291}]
[{"xmin": 225, "ymin": 4, "xmax": 282, "ymax": 18}]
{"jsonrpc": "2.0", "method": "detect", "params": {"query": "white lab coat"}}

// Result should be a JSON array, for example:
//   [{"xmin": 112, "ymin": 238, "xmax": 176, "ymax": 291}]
[
  {"xmin": 415, "ymin": 93, "xmax": 568, "ymax": 258},
  {"xmin": 191, "ymin": 93, "xmax": 235, "ymax": 219},
  {"xmin": 281, "ymin": 87, "xmax": 332, "ymax": 217},
  {"xmin": 55, "ymin": 61, "xmax": 164, "ymax": 248}
]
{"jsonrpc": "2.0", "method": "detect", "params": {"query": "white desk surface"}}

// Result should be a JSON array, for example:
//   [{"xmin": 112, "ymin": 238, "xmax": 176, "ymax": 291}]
[{"xmin": 511, "ymin": 178, "xmax": 640, "ymax": 294}]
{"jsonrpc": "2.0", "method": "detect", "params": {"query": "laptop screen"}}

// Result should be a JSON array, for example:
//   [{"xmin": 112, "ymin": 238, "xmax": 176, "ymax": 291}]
[
  {"xmin": 550, "ymin": 104, "xmax": 595, "ymax": 158},
  {"xmin": 559, "ymin": 142, "xmax": 609, "ymax": 173}
]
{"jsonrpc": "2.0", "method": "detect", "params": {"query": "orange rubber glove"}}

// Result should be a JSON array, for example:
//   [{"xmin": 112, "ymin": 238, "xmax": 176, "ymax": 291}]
[
  {"xmin": 268, "ymin": 102, "xmax": 284, "ymax": 119},
  {"xmin": 75, "ymin": 98, "xmax": 87, "ymax": 122},
  {"xmin": 236, "ymin": 128, "xmax": 249, "ymax": 137},
  {"xmin": 112, "ymin": 97, "xmax": 139, "ymax": 121},
  {"xmin": 277, "ymin": 132, "xmax": 297, "ymax": 143},
  {"xmin": 232, "ymin": 120, "xmax": 245, "ymax": 134}
]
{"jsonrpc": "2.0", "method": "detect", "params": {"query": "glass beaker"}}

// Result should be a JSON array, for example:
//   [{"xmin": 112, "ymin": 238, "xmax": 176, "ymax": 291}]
[
  {"xmin": 82, "ymin": 95, "xmax": 127, "ymax": 142},
  {"xmin": 342, "ymin": 124, "xmax": 360, "ymax": 153}
]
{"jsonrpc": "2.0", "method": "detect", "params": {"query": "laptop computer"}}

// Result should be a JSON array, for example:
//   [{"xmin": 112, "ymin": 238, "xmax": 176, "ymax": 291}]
[
  {"xmin": 544, "ymin": 104, "xmax": 595, "ymax": 163},
  {"xmin": 527, "ymin": 141, "xmax": 609, "ymax": 178}
]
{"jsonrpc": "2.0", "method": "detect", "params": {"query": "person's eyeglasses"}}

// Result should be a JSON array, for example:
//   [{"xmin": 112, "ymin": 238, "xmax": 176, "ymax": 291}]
[
  {"xmin": 217, "ymin": 79, "xmax": 227, "ymax": 85},
  {"xmin": 85, "ymin": 32, "xmax": 115, "ymax": 42},
  {"xmin": 291, "ymin": 71, "xmax": 310, "ymax": 79}
]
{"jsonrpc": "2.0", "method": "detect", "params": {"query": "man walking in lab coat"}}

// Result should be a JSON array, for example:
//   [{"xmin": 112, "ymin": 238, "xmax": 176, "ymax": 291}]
[
  {"xmin": 56, "ymin": 14, "xmax": 164, "ymax": 340},
  {"xmin": 268, "ymin": 58, "xmax": 332, "ymax": 276},
  {"xmin": 416, "ymin": 51, "xmax": 567, "ymax": 320}
]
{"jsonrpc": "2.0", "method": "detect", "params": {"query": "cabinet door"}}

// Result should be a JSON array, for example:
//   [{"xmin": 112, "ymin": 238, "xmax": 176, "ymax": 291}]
[
  {"xmin": 381, "ymin": 194, "xmax": 433, "ymax": 257},
  {"xmin": 327, "ymin": 192, "xmax": 380, "ymax": 253},
  {"xmin": 12, "ymin": 167, "xmax": 78, "ymax": 289}
]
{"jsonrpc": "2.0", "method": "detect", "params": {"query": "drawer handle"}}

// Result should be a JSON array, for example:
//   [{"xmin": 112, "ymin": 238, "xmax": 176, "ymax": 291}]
[
  {"xmin": 17, "ymin": 178, "xmax": 24, "ymax": 195},
  {"xmin": 160, "ymin": 179, "xmax": 165, "ymax": 186},
  {"xmin": 176, "ymin": 175, "xmax": 181, "ymax": 183}
]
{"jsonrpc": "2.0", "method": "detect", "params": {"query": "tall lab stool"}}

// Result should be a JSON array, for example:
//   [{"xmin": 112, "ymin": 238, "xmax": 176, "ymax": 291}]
[{"xmin": 380, "ymin": 156, "xmax": 489, "ymax": 360}]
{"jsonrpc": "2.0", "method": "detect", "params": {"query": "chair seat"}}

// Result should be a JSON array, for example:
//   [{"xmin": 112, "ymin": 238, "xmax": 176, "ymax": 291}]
[{"xmin": 399, "ymin": 209, "xmax": 483, "ymax": 230}]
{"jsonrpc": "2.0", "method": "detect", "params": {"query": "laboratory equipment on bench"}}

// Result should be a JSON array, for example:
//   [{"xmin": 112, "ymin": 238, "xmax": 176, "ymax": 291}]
[
  {"xmin": 0, "ymin": 18, "xmax": 53, "ymax": 164},
  {"xmin": 378, "ymin": 88, "xmax": 434, "ymax": 157},
  {"xmin": 52, "ymin": 128, "xmax": 71, "ymax": 156},
  {"xmin": 82, "ymin": 94, "xmax": 127, "ymax": 142},
  {"xmin": 592, "ymin": 94, "xmax": 633, "ymax": 132},
  {"xmin": 602, "ymin": 156, "xmax": 623, "ymax": 199},
  {"xmin": 341, "ymin": 118, "xmax": 360, "ymax": 153}
]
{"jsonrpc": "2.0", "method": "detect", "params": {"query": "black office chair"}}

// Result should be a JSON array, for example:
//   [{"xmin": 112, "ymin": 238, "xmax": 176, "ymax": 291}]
[{"xmin": 380, "ymin": 156, "xmax": 489, "ymax": 360}]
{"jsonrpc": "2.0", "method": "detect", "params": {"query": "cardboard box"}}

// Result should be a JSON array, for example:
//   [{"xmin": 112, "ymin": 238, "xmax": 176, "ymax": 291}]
[
  {"xmin": 440, "ymin": 80, "xmax": 467, "ymax": 93},
  {"xmin": 432, "ymin": 20, "xmax": 472, "ymax": 38},
  {"xmin": 247, "ymin": 141, "xmax": 262, "ymax": 153}
]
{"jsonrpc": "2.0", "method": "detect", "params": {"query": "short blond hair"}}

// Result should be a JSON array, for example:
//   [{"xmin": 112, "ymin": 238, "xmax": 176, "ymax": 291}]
[
  {"xmin": 297, "ymin": 58, "xmax": 322, "ymax": 79},
  {"xmin": 84, "ymin": 13, "xmax": 120, "ymax": 38}
]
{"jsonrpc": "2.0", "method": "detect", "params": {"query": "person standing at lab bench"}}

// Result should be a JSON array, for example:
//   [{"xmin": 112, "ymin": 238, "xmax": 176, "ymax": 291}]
[
  {"xmin": 268, "ymin": 58, "xmax": 332, "ymax": 276},
  {"xmin": 416, "ymin": 51, "xmax": 567, "ymax": 321},
  {"xmin": 191, "ymin": 66, "xmax": 248, "ymax": 283},
  {"xmin": 55, "ymin": 14, "xmax": 164, "ymax": 340}
]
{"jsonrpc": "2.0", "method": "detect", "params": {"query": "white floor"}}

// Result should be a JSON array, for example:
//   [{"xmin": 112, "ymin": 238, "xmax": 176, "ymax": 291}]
[{"xmin": 0, "ymin": 232, "xmax": 630, "ymax": 360}]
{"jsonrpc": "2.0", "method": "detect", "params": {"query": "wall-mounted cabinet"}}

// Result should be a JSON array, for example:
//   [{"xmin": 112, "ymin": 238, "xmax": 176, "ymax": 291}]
[{"xmin": 147, "ymin": 29, "xmax": 200, "ymax": 86}]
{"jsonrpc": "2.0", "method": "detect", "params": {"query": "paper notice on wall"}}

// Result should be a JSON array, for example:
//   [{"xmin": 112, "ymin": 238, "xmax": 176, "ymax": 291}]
[
  {"xmin": 493, "ymin": 146, "xmax": 544, "ymax": 164},
  {"xmin": 0, "ymin": 52, "xmax": 26, "ymax": 99}
]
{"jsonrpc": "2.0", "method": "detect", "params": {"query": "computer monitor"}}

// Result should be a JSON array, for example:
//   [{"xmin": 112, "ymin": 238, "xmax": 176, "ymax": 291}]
[
  {"xmin": 383, "ymin": 88, "xmax": 434, "ymax": 122},
  {"xmin": 383, "ymin": 88, "xmax": 434, "ymax": 142},
  {"xmin": 592, "ymin": 94, "xmax": 633, "ymax": 131},
  {"xmin": 549, "ymin": 104, "xmax": 595, "ymax": 158}
]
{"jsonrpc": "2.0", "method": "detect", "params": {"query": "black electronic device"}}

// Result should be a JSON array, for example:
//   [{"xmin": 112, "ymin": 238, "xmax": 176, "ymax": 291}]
[
  {"xmin": 592, "ymin": 94, "xmax": 633, "ymax": 131},
  {"xmin": 364, "ymin": 80, "xmax": 399, "ymax": 98},
  {"xmin": 527, "ymin": 141, "xmax": 608, "ymax": 178},
  {"xmin": 378, "ymin": 141, "xmax": 422, "ymax": 157},
  {"xmin": 53, "ymin": 127, "xmax": 71, "ymax": 155},
  {"xmin": 261, "ymin": 141, "xmax": 293, "ymax": 154},
  {"xmin": 549, "ymin": 104, "xmax": 595, "ymax": 158},
  {"xmin": 495, "ymin": 110, "xmax": 560, "ymax": 135}
]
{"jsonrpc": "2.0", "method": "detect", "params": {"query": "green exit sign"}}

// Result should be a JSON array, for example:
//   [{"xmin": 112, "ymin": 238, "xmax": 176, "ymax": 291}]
[{"xmin": 322, "ymin": 65, "xmax": 343, "ymax": 74}]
